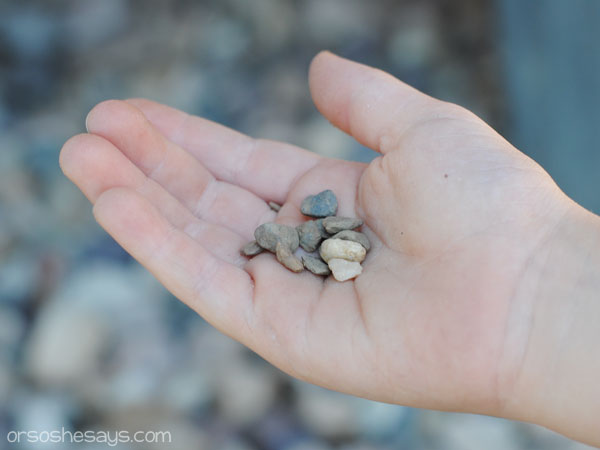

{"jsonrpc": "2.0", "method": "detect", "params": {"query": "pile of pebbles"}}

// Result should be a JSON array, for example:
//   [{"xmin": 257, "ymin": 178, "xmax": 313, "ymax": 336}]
[{"xmin": 241, "ymin": 190, "xmax": 370, "ymax": 282}]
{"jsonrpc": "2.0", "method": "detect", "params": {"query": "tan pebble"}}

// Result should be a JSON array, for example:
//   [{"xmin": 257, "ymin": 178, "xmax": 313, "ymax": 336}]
[
  {"xmin": 319, "ymin": 238, "xmax": 366, "ymax": 263},
  {"xmin": 268, "ymin": 201, "xmax": 281, "ymax": 212},
  {"xmin": 255, "ymin": 223, "xmax": 299, "ymax": 252},
  {"xmin": 275, "ymin": 242, "xmax": 304, "ymax": 273},
  {"xmin": 328, "ymin": 258, "xmax": 362, "ymax": 281}
]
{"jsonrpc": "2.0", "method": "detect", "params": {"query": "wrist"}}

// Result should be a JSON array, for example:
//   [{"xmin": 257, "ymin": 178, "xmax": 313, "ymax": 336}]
[{"xmin": 501, "ymin": 201, "xmax": 600, "ymax": 445}]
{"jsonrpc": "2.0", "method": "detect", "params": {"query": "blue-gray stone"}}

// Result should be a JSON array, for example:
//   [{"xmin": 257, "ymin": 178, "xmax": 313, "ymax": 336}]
[
  {"xmin": 315, "ymin": 219, "xmax": 330, "ymax": 238},
  {"xmin": 300, "ymin": 190, "xmax": 338, "ymax": 218},
  {"xmin": 301, "ymin": 255, "xmax": 330, "ymax": 276},
  {"xmin": 296, "ymin": 220, "xmax": 324, "ymax": 252}
]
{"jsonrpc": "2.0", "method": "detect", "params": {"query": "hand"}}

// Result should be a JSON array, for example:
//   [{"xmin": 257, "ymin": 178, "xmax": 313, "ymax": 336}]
[{"xmin": 60, "ymin": 52, "xmax": 600, "ymax": 445}]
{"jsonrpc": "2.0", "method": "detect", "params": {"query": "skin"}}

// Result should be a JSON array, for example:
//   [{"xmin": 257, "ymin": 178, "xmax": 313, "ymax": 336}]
[{"xmin": 60, "ymin": 52, "xmax": 600, "ymax": 446}]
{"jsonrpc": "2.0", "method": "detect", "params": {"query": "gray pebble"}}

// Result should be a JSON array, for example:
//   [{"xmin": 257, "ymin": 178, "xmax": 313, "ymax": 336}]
[
  {"xmin": 296, "ymin": 220, "xmax": 324, "ymax": 252},
  {"xmin": 331, "ymin": 230, "xmax": 370, "ymax": 251},
  {"xmin": 268, "ymin": 201, "xmax": 281, "ymax": 212},
  {"xmin": 322, "ymin": 216, "xmax": 363, "ymax": 234},
  {"xmin": 300, "ymin": 190, "xmax": 338, "ymax": 218},
  {"xmin": 255, "ymin": 223, "xmax": 299, "ymax": 252},
  {"xmin": 315, "ymin": 218, "xmax": 330, "ymax": 238},
  {"xmin": 301, "ymin": 255, "xmax": 331, "ymax": 276},
  {"xmin": 240, "ymin": 240, "xmax": 264, "ymax": 256},
  {"xmin": 276, "ymin": 242, "xmax": 304, "ymax": 272}
]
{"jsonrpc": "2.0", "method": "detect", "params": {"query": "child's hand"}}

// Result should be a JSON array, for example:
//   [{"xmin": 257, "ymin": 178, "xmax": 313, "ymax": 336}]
[{"xmin": 60, "ymin": 52, "xmax": 600, "ymax": 446}]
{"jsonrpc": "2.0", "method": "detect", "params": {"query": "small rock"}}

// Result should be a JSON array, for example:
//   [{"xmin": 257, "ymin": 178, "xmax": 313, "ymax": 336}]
[
  {"xmin": 294, "ymin": 381, "xmax": 360, "ymax": 438},
  {"xmin": 357, "ymin": 401, "xmax": 410, "ymax": 439},
  {"xmin": 25, "ymin": 302, "xmax": 109, "ymax": 386},
  {"xmin": 320, "ymin": 238, "xmax": 366, "ymax": 263},
  {"xmin": 331, "ymin": 230, "xmax": 370, "ymax": 251},
  {"xmin": 255, "ymin": 223, "xmax": 299, "ymax": 252},
  {"xmin": 322, "ymin": 216, "xmax": 363, "ymax": 234},
  {"xmin": 215, "ymin": 361, "xmax": 279, "ymax": 427},
  {"xmin": 300, "ymin": 190, "xmax": 338, "ymax": 218},
  {"xmin": 268, "ymin": 201, "xmax": 281, "ymax": 212},
  {"xmin": 296, "ymin": 220, "xmax": 324, "ymax": 252},
  {"xmin": 163, "ymin": 366, "xmax": 213, "ymax": 413},
  {"xmin": 302, "ymin": 255, "xmax": 331, "ymax": 276},
  {"xmin": 241, "ymin": 240, "xmax": 264, "ymax": 256},
  {"xmin": 328, "ymin": 259, "xmax": 362, "ymax": 282},
  {"xmin": 315, "ymin": 218, "xmax": 330, "ymax": 238},
  {"xmin": 276, "ymin": 242, "xmax": 304, "ymax": 273}
]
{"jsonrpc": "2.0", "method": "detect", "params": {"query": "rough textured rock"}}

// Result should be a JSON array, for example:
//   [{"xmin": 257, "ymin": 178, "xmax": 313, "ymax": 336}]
[
  {"xmin": 327, "ymin": 259, "xmax": 362, "ymax": 282},
  {"xmin": 275, "ymin": 242, "xmax": 304, "ymax": 272},
  {"xmin": 268, "ymin": 201, "xmax": 281, "ymax": 212},
  {"xmin": 331, "ymin": 230, "xmax": 370, "ymax": 251},
  {"xmin": 322, "ymin": 216, "xmax": 363, "ymax": 234},
  {"xmin": 320, "ymin": 238, "xmax": 366, "ymax": 263},
  {"xmin": 296, "ymin": 221, "xmax": 324, "ymax": 252},
  {"xmin": 302, "ymin": 255, "xmax": 331, "ymax": 276},
  {"xmin": 300, "ymin": 190, "xmax": 338, "ymax": 218},
  {"xmin": 240, "ymin": 240, "xmax": 264, "ymax": 256},
  {"xmin": 255, "ymin": 223, "xmax": 299, "ymax": 252},
  {"xmin": 315, "ymin": 219, "xmax": 330, "ymax": 238}
]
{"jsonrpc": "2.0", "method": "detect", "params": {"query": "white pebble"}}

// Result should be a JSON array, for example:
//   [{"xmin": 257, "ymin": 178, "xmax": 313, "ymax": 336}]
[
  {"xmin": 327, "ymin": 258, "xmax": 362, "ymax": 282},
  {"xmin": 319, "ymin": 238, "xmax": 366, "ymax": 262}
]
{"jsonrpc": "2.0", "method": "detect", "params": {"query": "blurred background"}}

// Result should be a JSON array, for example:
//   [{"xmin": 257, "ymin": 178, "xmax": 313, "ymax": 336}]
[{"xmin": 1, "ymin": 0, "xmax": 599, "ymax": 448}]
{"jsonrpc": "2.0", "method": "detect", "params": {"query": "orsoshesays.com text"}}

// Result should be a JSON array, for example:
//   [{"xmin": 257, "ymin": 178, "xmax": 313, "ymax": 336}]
[{"xmin": 7, "ymin": 427, "xmax": 171, "ymax": 446}]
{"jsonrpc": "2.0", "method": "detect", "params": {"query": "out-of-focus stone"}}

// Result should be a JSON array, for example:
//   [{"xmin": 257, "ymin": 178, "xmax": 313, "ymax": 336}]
[
  {"xmin": 12, "ymin": 391, "xmax": 76, "ymax": 433},
  {"xmin": 162, "ymin": 365, "xmax": 214, "ymax": 413},
  {"xmin": 357, "ymin": 401, "xmax": 410, "ymax": 439},
  {"xmin": 216, "ymin": 361, "xmax": 278, "ymax": 427},
  {"xmin": 0, "ymin": 306, "xmax": 26, "ymax": 354},
  {"xmin": 294, "ymin": 381, "xmax": 360, "ymax": 439},
  {"xmin": 420, "ymin": 411, "xmax": 522, "ymax": 450},
  {"xmin": 24, "ymin": 301, "xmax": 109, "ymax": 386},
  {"xmin": 0, "ymin": 252, "xmax": 37, "ymax": 304}
]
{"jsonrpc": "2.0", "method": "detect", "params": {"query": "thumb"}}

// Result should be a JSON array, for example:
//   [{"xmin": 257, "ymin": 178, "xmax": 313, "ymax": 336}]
[{"xmin": 308, "ymin": 51, "xmax": 439, "ymax": 154}]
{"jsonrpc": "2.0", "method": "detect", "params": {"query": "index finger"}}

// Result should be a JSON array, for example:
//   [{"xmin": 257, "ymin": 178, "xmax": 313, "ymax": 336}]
[{"xmin": 125, "ymin": 98, "xmax": 322, "ymax": 204}]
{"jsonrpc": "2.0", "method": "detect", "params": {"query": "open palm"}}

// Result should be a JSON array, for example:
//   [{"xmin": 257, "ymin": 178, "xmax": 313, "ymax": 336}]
[{"xmin": 60, "ymin": 52, "xmax": 570, "ymax": 416}]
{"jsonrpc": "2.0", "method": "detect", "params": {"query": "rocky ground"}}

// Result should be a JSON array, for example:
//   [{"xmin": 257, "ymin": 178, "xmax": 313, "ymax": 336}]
[{"xmin": 0, "ymin": 0, "xmax": 594, "ymax": 448}]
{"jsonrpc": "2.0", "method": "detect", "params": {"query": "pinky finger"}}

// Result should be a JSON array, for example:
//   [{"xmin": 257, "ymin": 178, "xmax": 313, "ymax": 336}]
[{"xmin": 93, "ymin": 187, "xmax": 255, "ymax": 339}]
